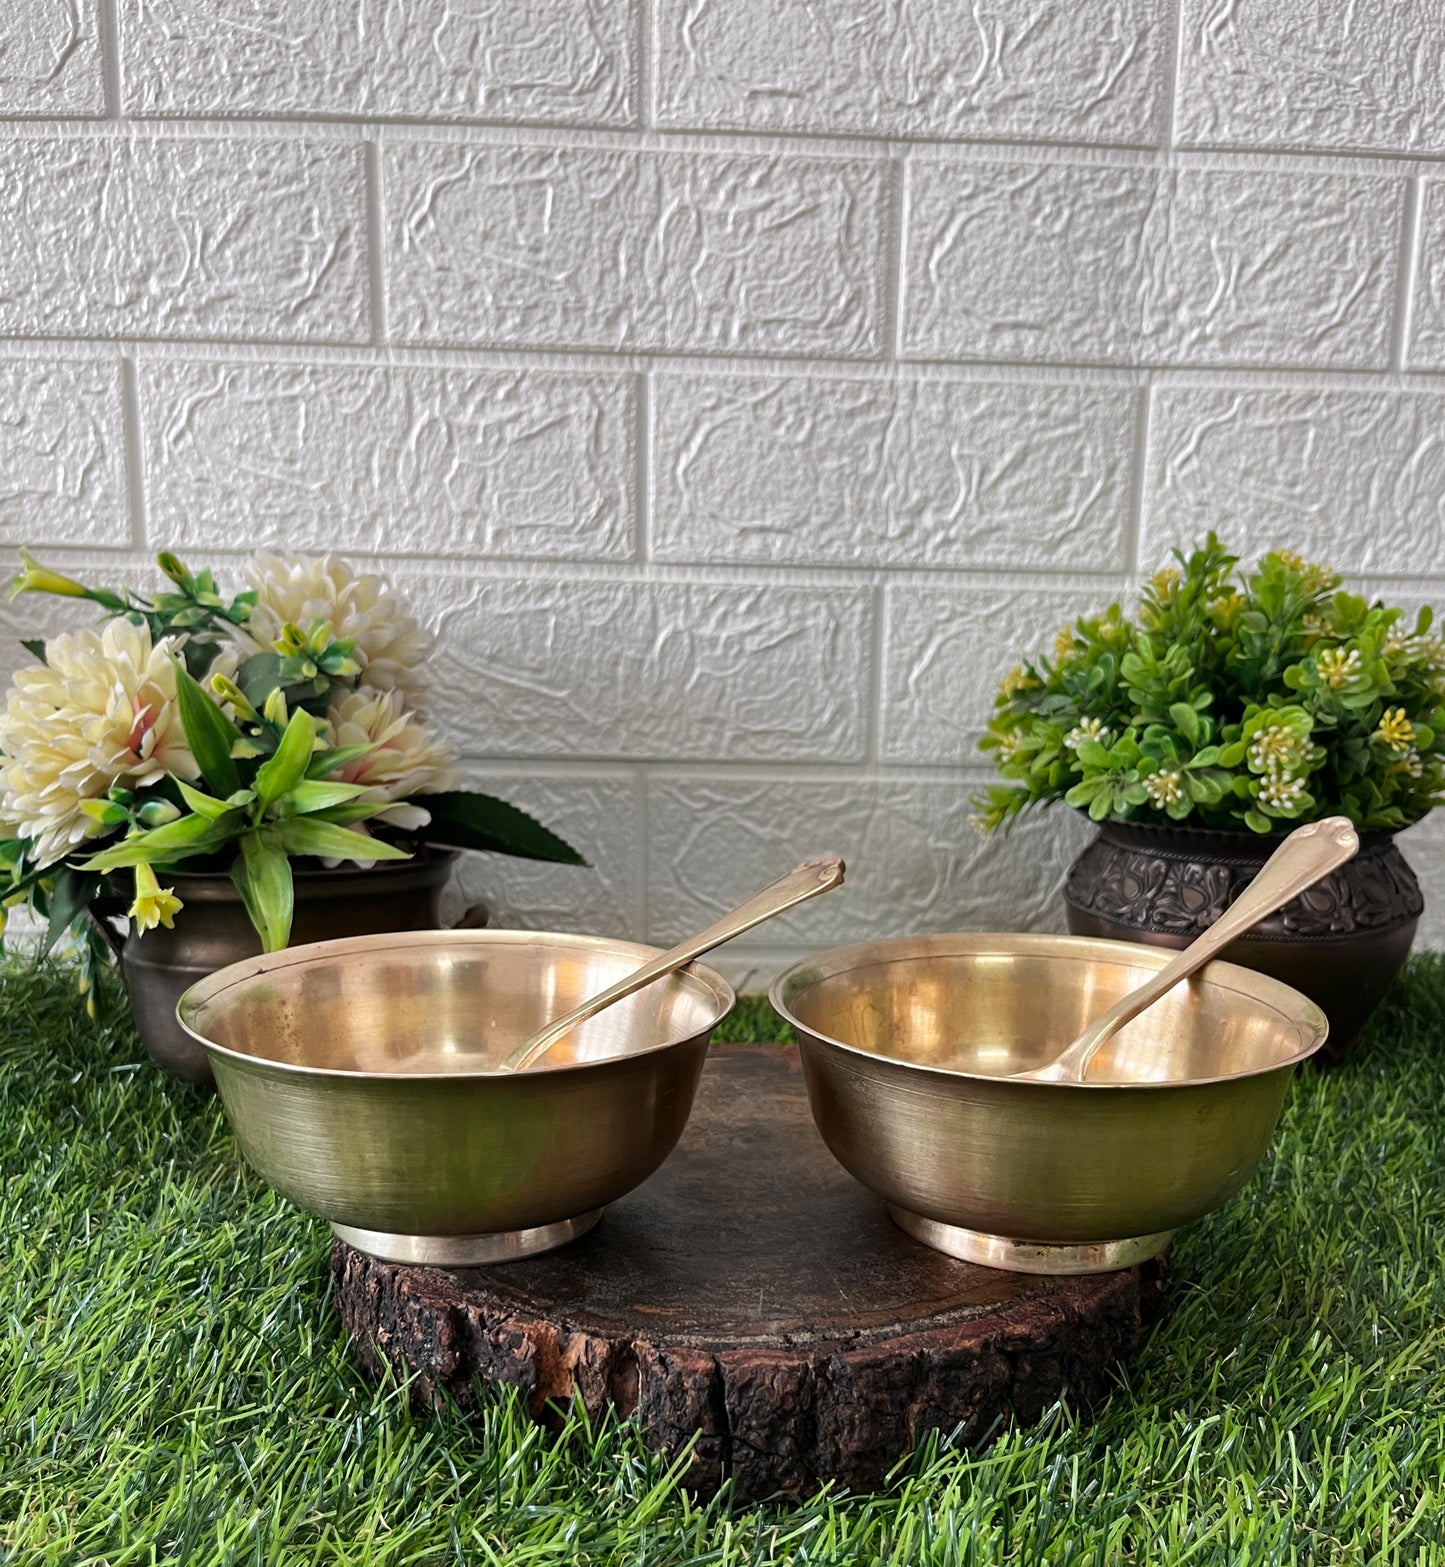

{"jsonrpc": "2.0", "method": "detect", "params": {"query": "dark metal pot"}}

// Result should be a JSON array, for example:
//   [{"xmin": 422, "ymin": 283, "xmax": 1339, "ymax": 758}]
[
  {"xmin": 92, "ymin": 850, "xmax": 484, "ymax": 1088},
  {"xmin": 1062, "ymin": 820, "xmax": 1422, "ymax": 1065}
]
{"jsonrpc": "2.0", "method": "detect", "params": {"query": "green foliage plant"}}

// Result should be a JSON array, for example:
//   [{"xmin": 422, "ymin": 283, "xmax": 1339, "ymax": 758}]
[{"xmin": 972, "ymin": 535, "xmax": 1445, "ymax": 838}]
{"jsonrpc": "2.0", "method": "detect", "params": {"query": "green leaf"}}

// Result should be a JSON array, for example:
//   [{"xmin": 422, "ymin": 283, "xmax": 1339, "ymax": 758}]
[
  {"xmin": 270, "ymin": 780, "xmax": 370, "ymax": 818},
  {"xmin": 236, "ymin": 652, "xmax": 288, "ymax": 709},
  {"xmin": 305, "ymin": 744, "xmax": 374, "ymax": 780},
  {"xmin": 1065, "ymin": 778, "xmax": 1106, "ymax": 808},
  {"xmin": 20, "ymin": 638, "xmax": 45, "ymax": 665},
  {"xmin": 1074, "ymin": 739, "xmax": 1116, "ymax": 771},
  {"xmin": 275, "ymin": 819, "xmax": 411, "ymax": 863},
  {"xmin": 232, "ymin": 832, "xmax": 294, "ymax": 953},
  {"xmin": 175, "ymin": 779, "xmax": 253, "ymax": 820},
  {"xmin": 41, "ymin": 868, "xmax": 101, "ymax": 958},
  {"xmin": 174, "ymin": 663, "xmax": 242, "ymax": 797},
  {"xmin": 418, "ymin": 791, "xmax": 588, "ymax": 865},
  {"xmin": 254, "ymin": 708, "xmax": 318, "ymax": 809},
  {"xmin": 80, "ymin": 812, "xmax": 237, "ymax": 872},
  {"xmin": 306, "ymin": 802, "xmax": 395, "ymax": 827},
  {"xmin": 1170, "ymin": 702, "xmax": 1201, "ymax": 746}
]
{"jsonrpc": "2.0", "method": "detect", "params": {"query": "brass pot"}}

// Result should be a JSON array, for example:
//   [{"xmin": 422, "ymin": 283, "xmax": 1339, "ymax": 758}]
[
  {"xmin": 771, "ymin": 933, "xmax": 1327, "ymax": 1275},
  {"xmin": 1062, "ymin": 820, "xmax": 1422, "ymax": 1063},
  {"xmin": 178, "ymin": 929, "xmax": 734, "ymax": 1263},
  {"xmin": 98, "ymin": 850, "xmax": 475, "ymax": 1089}
]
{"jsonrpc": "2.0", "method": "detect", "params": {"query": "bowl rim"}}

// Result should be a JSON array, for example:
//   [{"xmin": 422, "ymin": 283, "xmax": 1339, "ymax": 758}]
[
  {"xmin": 176, "ymin": 927, "xmax": 736, "ymax": 1081},
  {"xmin": 768, "ymin": 931, "xmax": 1329, "ymax": 1090}
]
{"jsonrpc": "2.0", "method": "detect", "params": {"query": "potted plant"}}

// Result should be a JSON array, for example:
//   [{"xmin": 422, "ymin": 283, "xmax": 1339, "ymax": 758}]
[
  {"xmin": 0, "ymin": 549, "xmax": 584, "ymax": 1085},
  {"xmin": 972, "ymin": 536, "xmax": 1441, "ymax": 1060}
]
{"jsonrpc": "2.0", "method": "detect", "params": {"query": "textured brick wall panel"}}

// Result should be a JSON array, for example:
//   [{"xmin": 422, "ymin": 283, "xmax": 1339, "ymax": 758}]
[
  {"xmin": 384, "ymin": 142, "xmax": 889, "ymax": 357},
  {"xmin": 1409, "ymin": 180, "xmax": 1445, "ymax": 371},
  {"xmin": 1176, "ymin": 0, "xmax": 1445, "ymax": 156},
  {"xmin": 421, "ymin": 575, "xmax": 873, "ymax": 763},
  {"xmin": 903, "ymin": 160, "xmax": 1401, "ymax": 370},
  {"xmin": 120, "ymin": 0, "xmax": 635, "ymax": 128},
  {"xmin": 140, "ymin": 360, "xmax": 635, "ymax": 561},
  {"xmin": 0, "ymin": 137, "xmax": 368, "ymax": 342},
  {"xmin": 1144, "ymin": 386, "xmax": 1445, "ymax": 576},
  {"xmin": 655, "ymin": 0, "xmax": 1167, "ymax": 147},
  {"xmin": 0, "ymin": 357, "xmax": 125, "ymax": 547},
  {"xmin": 0, "ymin": 1, "xmax": 104, "ymax": 115},
  {"xmin": 651, "ymin": 371, "xmax": 1138, "ymax": 570}
]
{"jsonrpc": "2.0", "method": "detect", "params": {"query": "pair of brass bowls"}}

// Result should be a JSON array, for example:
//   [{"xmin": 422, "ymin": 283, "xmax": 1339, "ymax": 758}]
[{"xmin": 178, "ymin": 930, "xmax": 1328, "ymax": 1276}]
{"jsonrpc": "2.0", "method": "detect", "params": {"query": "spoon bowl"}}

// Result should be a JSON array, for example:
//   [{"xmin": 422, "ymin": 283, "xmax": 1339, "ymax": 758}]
[
  {"xmin": 771, "ymin": 933, "xmax": 1328, "ymax": 1273},
  {"xmin": 178, "ymin": 929, "xmax": 734, "ymax": 1265}
]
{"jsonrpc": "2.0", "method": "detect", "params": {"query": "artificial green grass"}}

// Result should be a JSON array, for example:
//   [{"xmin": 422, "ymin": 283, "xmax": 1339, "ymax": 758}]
[{"xmin": 2, "ymin": 958, "xmax": 1444, "ymax": 1566}]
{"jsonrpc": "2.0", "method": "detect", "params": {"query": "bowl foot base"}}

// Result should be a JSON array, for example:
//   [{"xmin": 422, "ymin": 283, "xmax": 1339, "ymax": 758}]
[
  {"xmin": 887, "ymin": 1207, "xmax": 1175, "ymax": 1275},
  {"xmin": 332, "ymin": 1210, "xmax": 603, "ymax": 1266}
]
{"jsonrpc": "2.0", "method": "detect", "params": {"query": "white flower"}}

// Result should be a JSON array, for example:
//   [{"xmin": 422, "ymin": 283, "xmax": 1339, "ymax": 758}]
[
  {"xmin": 0, "ymin": 620, "xmax": 197, "ymax": 866},
  {"xmin": 1065, "ymin": 717, "xmax": 1112, "ymax": 752},
  {"xmin": 1419, "ymin": 636, "xmax": 1445, "ymax": 673},
  {"xmin": 230, "ymin": 553, "xmax": 434, "ymax": 700},
  {"xmin": 1142, "ymin": 768, "xmax": 1184, "ymax": 809},
  {"xmin": 325, "ymin": 686, "xmax": 461, "ymax": 829},
  {"xmin": 1259, "ymin": 774, "xmax": 1307, "ymax": 813},
  {"xmin": 1383, "ymin": 631, "xmax": 1420, "ymax": 660},
  {"xmin": 1247, "ymin": 728, "xmax": 1298, "ymax": 774}
]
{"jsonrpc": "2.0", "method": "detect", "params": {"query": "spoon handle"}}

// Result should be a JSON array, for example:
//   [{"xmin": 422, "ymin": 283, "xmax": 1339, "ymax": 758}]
[
  {"xmin": 500, "ymin": 856, "xmax": 846, "ymax": 1072},
  {"xmin": 1027, "ymin": 816, "xmax": 1359, "ymax": 1084}
]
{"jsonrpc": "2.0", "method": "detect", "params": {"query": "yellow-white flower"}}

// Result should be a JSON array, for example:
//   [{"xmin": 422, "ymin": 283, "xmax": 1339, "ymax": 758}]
[
  {"xmin": 1247, "ymin": 726, "xmax": 1298, "ymax": 774},
  {"xmin": 1065, "ymin": 716, "xmax": 1112, "ymax": 752},
  {"xmin": 1259, "ymin": 774, "xmax": 1306, "ymax": 813},
  {"xmin": 1142, "ymin": 768, "xmax": 1185, "ymax": 809},
  {"xmin": 231, "ymin": 553, "xmax": 434, "ymax": 700},
  {"xmin": 1373, "ymin": 707, "xmax": 1416, "ymax": 753},
  {"xmin": 1317, "ymin": 647, "xmax": 1362, "ymax": 690},
  {"xmin": 0, "ymin": 620, "xmax": 197, "ymax": 866},
  {"xmin": 325, "ymin": 686, "xmax": 461, "ymax": 831}
]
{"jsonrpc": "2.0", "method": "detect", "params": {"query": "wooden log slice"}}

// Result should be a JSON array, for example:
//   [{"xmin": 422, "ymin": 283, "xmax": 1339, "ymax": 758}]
[{"xmin": 333, "ymin": 1044, "xmax": 1166, "ymax": 1502}]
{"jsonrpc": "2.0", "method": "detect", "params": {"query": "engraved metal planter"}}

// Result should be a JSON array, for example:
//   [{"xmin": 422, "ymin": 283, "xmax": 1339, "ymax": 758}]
[
  {"xmin": 1063, "ymin": 820, "xmax": 1422, "ymax": 1064},
  {"xmin": 94, "ymin": 850, "xmax": 479, "ymax": 1089}
]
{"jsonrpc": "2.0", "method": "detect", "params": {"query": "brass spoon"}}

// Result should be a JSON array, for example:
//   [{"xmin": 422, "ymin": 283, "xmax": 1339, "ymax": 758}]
[
  {"xmin": 1016, "ymin": 816, "xmax": 1359, "ymax": 1085},
  {"xmin": 499, "ymin": 856, "xmax": 846, "ymax": 1072}
]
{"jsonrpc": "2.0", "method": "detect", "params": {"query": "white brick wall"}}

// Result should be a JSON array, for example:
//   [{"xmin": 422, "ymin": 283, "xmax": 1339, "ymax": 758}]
[{"xmin": 3, "ymin": 0, "xmax": 1444, "ymax": 975}]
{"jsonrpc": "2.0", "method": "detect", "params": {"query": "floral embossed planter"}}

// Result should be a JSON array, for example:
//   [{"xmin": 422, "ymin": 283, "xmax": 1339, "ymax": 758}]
[{"xmin": 1063, "ymin": 820, "xmax": 1422, "ymax": 1064}]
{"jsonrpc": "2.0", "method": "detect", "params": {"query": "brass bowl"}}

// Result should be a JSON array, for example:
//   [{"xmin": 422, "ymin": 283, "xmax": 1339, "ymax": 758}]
[
  {"xmin": 178, "ymin": 929, "xmax": 734, "ymax": 1265},
  {"xmin": 770, "ymin": 933, "xmax": 1328, "ymax": 1275}
]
